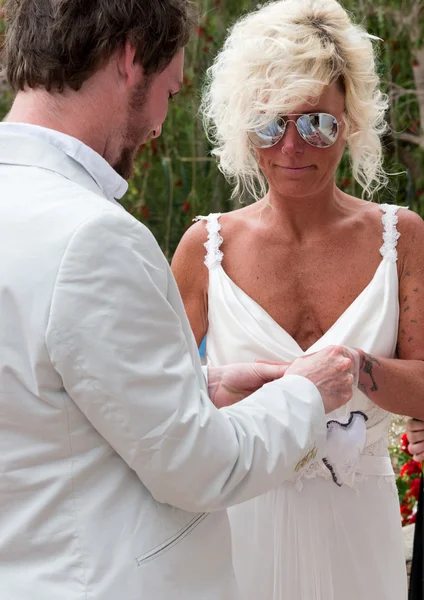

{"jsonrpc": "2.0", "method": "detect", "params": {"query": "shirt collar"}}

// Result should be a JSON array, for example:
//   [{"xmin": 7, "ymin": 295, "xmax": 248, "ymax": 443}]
[{"xmin": 0, "ymin": 123, "xmax": 128, "ymax": 201}]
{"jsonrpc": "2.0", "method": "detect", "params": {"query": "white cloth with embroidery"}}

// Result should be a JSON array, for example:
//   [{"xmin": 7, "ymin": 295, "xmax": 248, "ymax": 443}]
[{"xmin": 197, "ymin": 204, "xmax": 408, "ymax": 600}]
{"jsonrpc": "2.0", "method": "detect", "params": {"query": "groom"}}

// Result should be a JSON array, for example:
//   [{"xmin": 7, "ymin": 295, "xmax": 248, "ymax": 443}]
[{"xmin": 0, "ymin": 2, "xmax": 355, "ymax": 599}]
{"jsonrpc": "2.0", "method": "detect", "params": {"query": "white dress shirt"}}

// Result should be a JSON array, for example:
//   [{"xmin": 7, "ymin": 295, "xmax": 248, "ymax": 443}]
[{"xmin": 0, "ymin": 121, "xmax": 128, "ymax": 201}]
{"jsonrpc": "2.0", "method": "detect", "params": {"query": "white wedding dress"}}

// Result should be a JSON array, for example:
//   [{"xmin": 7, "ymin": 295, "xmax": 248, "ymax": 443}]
[{"xmin": 199, "ymin": 204, "xmax": 408, "ymax": 600}]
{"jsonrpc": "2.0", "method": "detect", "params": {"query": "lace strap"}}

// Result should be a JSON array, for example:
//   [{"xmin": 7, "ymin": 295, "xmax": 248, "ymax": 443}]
[
  {"xmin": 193, "ymin": 213, "xmax": 223, "ymax": 270},
  {"xmin": 379, "ymin": 204, "xmax": 406, "ymax": 263}
]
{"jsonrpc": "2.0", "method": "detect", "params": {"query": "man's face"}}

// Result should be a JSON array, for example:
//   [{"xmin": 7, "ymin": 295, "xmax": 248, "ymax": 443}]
[{"xmin": 113, "ymin": 48, "xmax": 184, "ymax": 180}]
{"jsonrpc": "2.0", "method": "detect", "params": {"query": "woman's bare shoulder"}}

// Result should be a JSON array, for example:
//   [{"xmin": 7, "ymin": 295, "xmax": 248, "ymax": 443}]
[
  {"xmin": 192, "ymin": 204, "xmax": 258, "ymax": 241},
  {"xmin": 171, "ymin": 208, "xmax": 246, "ymax": 283},
  {"xmin": 171, "ymin": 219, "xmax": 210, "ymax": 286},
  {"xmin": 395, "ymin": 206, "xmax": 424, "ymax": 267},
  {"xmin": 355, "ymin": 201, "xmax": 424, "ymax": 270}
]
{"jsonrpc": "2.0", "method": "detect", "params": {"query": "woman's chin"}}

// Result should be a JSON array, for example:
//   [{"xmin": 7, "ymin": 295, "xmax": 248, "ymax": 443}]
[{"xmin": 269, "ymin": 179, "xmax": 319, "ymax": 199}]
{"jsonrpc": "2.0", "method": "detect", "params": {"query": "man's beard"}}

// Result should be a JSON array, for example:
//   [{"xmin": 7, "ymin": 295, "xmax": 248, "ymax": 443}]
[
  {"xmin": 113, "ymin": 146, "xmax": 141, "ymax": 181},
  {"xmin": 113, "ymin": 79, "xmax": 152, "ymax": 181}
]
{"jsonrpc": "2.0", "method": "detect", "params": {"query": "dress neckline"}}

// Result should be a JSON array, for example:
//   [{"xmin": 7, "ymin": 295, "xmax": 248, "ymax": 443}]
[
  {"xmin": 216, "ymin": 259, "xmax": 388, "ymax": 354},
  {"xmin": 198, "ymin": 204, "xmax": 404, "ymax": 353}
]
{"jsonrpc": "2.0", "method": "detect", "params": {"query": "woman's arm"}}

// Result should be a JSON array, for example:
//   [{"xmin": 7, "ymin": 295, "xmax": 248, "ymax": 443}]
[
  {"xmin": 171, "ymin": 220, "xmax": 210, "ymax": 346},
  {"xmin": 356, "ymin": 210, "xmax": 424, "ymax": 419}
]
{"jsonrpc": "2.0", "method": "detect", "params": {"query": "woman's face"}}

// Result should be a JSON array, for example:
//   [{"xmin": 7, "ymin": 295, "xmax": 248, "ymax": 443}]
[{"xmin": 254, "ymin": 83, "xmax": 347, "ymax": 199}]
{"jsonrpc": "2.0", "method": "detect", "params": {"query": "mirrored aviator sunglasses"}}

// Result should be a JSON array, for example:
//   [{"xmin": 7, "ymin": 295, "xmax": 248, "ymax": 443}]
[{"xmin": 248, "ymin": 113, "xmax": 342, "ymax": 149}]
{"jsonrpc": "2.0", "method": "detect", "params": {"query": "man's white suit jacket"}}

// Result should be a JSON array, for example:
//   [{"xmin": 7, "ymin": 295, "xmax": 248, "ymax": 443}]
[{"xmin": 0, "ymin": 129, "xmax": 326, "ymax": 600}]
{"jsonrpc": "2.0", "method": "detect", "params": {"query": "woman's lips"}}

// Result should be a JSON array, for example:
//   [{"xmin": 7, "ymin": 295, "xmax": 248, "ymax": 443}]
[{"xmin": 276, "ymin": 165, "xmax": 314, "ymax": 172}]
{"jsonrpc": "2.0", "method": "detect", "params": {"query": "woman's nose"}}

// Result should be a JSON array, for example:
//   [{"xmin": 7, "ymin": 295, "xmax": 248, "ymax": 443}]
[{"xmin": 280, "ymin": 121, "xmax": 303, "ymax": 155}]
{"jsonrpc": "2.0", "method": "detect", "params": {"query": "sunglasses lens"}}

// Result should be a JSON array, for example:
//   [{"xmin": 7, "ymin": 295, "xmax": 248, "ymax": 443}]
[
  {"xmin": 297, "ymin": 113, "xmax": 339, "ymax": 147},
  {"xmin": 248, "ymin": 117, "xmax": 285, "ymax": 148}
]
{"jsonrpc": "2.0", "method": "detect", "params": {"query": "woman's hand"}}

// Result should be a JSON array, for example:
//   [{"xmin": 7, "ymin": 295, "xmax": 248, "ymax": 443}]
[
  {"xmin": 207, "ymin": 362, "xmax": 290, "ymax": 408},
  {"xmin": 406, "ymin": 418, "xmax": 424, "ymax": 462}
]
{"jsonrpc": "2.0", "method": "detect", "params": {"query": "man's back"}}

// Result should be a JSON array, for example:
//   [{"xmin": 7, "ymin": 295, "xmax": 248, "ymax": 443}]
[{"xmin": 0, "ymin": 128, "xmax": 237, "ymax": 600}]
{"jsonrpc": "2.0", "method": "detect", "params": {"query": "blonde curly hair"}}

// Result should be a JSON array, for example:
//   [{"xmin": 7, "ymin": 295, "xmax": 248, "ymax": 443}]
[{"xmin": 201, "ymin": 0, "xmax": 389, "ymax": 201}]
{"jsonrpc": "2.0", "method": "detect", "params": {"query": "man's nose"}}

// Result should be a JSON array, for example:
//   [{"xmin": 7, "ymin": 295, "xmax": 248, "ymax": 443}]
[{"xmin": 151, "ymin": 125, "xmax": 162, "ymax": 139}]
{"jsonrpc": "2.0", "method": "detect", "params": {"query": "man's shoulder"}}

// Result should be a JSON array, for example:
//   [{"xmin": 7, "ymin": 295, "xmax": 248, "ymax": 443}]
[
  {"xmin": 32, "ymin": 172, "xmax": 157, "ymax": 250},
  {"xmin": 56, "ymin": 197, "xmax": 165, "ymax": 275}
]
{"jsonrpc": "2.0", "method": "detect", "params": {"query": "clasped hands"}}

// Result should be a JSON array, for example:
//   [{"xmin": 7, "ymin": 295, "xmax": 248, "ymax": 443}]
[
  {"xmin": 208, "ymin": 346, "xmax": 424, "ymax": 462},
  {"xmin": 207, "ymin": 345, "xmax": 356, "ymax": 415}
]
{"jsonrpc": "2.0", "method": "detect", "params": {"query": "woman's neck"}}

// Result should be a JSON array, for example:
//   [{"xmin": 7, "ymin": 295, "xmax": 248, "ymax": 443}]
[{"xmin": 260, "ymin": 183, "xmax": 353, "ymax": 242}]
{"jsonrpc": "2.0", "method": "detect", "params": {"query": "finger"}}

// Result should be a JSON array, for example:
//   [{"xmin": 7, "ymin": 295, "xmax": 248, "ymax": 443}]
[
  {"xmin": 412, "ymin": 452, "xmax": 424, "ymax": 463},
  {"xmin": 254, "ymin": 363, "xmax": 289, "ymax": 381},
  {"xmin": 408, "ymin": 431, "xmax": 424, "ymax": 444},
  {"xmin": 254, "ymin": 359, "xmax": 286, "ymax": 366},
  {"xmin": 406, "ymin": 418, "xmax": 424, "ymax": 432},
  {"xmin": 409, "ymin": 441, "xmax": 424, "ymax": 455}
]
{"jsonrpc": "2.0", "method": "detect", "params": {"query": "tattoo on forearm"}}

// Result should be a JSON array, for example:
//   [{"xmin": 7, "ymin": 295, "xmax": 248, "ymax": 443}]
[{"xmin": 360, "ymin": 354, "xmax": 381, "ymax": 393}]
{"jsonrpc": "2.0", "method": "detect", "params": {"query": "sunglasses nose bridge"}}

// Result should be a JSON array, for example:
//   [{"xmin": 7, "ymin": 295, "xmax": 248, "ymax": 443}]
[{"xmin": 279, "ymin": 118, "xmax": 304, "ymax": 153}]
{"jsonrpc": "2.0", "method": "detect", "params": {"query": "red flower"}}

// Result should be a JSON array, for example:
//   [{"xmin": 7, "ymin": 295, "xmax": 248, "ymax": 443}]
[
  {"xmin": 141, "ymin": 162, "xmax": 150, "ymax": 170},
  {"xmin": 340, "ymin": 177, "xmax": 352, "ymax": 188},
  {"xmin": 409, "ymin": 477, "xmax": 421, "ymax": 500},
  {"xmin": 141, "ymin": 206, "xmax": 150, "ymax": 220},
  {"xmin": 182, "ymin": 201, "xmax": 191, "ymax": 213},
  {"xmin": 410, "ymin": 120, "xmax": 419, "ymax": 134},
  {"xmin": 400, "ymin": 460, "xmax": 422, "ymax": 477},
  {"xmin": 174, "ymin": 179, "xmax": 183, "ymax": 188},
  {"xmin": 183, "ymin": 76, "xmax": 193, "ymax": 89},
  {"xmin": 409, "ymin": 513, "xmax": 417, "ymax": 524},
  {"xmin": 400, "ymin": 502, "xmax": 412, "ymax": 520},
  {"xmin": 150, "ymin": 140, "xmax": 159, "ymax": 157},
  {"xmin": 400, "ymin": 432, "xmax": 412, "ymax": 455}
]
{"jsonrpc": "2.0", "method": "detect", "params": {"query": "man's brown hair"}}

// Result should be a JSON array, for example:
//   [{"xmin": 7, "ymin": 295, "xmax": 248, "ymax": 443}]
[{"xmin": 2, "ymin": 0, "xmax": 197, "ymax": 92}]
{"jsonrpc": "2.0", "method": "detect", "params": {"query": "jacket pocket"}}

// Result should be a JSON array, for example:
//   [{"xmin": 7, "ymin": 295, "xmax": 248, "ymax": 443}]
[{"xmin": 136, "ymin": 512, "xmax": 209, "ymax": 566}]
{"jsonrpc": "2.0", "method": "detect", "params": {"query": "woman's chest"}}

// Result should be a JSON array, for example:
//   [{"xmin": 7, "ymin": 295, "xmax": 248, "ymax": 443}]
[{"xmin": 221, "ymin": 245, "xmax": 384, "ymax": 352}]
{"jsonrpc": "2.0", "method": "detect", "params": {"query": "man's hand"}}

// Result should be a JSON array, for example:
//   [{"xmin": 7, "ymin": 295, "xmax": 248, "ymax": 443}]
[
  {"xmin": 406, "ymin": 418, "xmax": 424, "ymax": 462},
  {"xmin": 285, "ymin": 346, "xmax": 355, "ymax": 414},
  {"xmin": 208, "ymin": 362, "xmax": 290, "ymax": 408},
  {"xmin": 208, "ymin": 345, "xmax": 355, "ymax": 412}
]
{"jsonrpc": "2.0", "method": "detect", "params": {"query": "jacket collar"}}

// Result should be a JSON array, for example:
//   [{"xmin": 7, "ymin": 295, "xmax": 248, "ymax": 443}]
[{"xmin": 0, "ymin": 123, "xmax": 128, "ymax": 202}]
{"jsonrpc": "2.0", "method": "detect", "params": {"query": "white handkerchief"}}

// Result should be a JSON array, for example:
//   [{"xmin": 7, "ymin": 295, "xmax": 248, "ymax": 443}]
[{"xmin": 323, "ymin": 411, "xmax": 368, "ymax": 487}]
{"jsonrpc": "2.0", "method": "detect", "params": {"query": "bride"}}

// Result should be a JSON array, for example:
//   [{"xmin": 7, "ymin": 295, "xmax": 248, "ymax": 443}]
[{"xmin": 172, "ymin": 1, "xmax": 424, "ymax": 598}]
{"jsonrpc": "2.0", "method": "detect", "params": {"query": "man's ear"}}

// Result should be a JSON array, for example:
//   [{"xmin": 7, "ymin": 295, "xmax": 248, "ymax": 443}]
[{"xmin": 117, "ymin": 40, "xmax": 142, "ymax": 88}]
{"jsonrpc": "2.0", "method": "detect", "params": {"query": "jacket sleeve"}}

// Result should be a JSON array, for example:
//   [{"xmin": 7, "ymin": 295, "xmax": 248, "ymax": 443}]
[{"xmin": 46, "ymin": 210, "xmax": 326, "ymax": 512}]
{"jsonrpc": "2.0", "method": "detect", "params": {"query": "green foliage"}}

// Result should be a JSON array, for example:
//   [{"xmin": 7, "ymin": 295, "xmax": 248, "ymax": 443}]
[
  {"xmin": 1, "ymin": 0, "xmax": 423, "ymax": 256},
  {"xmin": 396, "ymin": 475, "xmax": 411, "ymax": 499}
]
